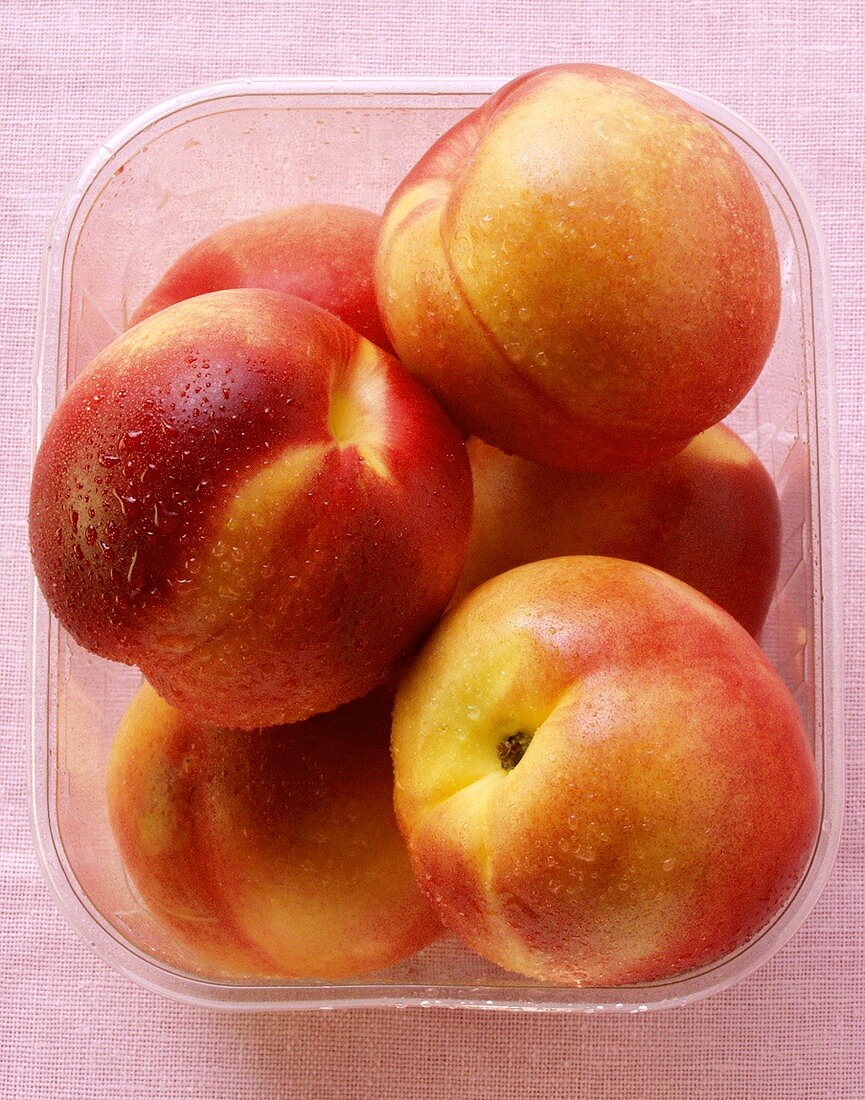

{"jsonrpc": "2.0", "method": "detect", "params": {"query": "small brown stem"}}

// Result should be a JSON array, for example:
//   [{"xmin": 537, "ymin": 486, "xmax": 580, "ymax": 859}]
[{"xmin": 497, "ymin": 731, "xmax": 532, "ymax": 772}]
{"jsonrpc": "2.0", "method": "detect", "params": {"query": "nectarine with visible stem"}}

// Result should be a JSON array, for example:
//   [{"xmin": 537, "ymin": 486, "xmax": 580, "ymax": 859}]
[{"xmin": 393, "ymin": 557, "xmax": 818, "ymax": 986}]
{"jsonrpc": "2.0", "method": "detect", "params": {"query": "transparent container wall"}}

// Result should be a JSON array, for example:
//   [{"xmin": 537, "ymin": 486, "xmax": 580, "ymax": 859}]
[{"xmin": 32, "ymin": 83, "xmax": 840, "ymax": 1011}]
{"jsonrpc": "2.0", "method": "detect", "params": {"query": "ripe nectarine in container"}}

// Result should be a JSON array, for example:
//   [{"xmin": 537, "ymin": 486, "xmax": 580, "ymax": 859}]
[
  {"xmin": 377, "ymin": 64, "xmax": 781, "ymax": 472},
  {"xmin": 29, "ymin": 288, "xmax": 473, "ymax": 728},
  {"xmin": 456, "ymin": 424, "xmax": 781, "ymax": 636},
  {"xmin": 108, "ymin": 684, "xmax": 440, "ymax": 979},
  {"xmin": 131, "ymin": 203, "xmax": 394, "ymax": 353},
  {"xmin": 393, "ymin": 557, "xmax": 819, "ymax": 986}
]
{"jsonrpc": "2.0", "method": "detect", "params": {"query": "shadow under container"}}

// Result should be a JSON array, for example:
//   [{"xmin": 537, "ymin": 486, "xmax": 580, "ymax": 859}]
[{"xmin": 29, "ymin": 78, "xmax": 843, "ymax": 1012}]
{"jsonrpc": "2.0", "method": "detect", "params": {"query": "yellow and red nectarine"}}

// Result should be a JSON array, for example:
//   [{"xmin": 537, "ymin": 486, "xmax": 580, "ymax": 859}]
[
  {"xmin": 132, "ymin": 202, "xmax": 393, "ymax": 352},
  {"xmin": 108, "ymin": 684, "xmax": 440, "ymax": 979},
  {"xmin": 393, "ymin": 557, "xmax": 818, "ymax": 986},
  {"xmin": 30, "ymin": 289, "xmax": 473, "ymax": 728},
  {"xmin": 457, "ymin": 425, "xmax": 781, "ymax": 636},
  {"xmin": 377, "ymin": 64, "xmax": 780, "ymax": 472}
]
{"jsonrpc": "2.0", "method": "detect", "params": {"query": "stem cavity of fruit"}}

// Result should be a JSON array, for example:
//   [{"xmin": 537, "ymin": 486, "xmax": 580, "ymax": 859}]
[
  {"xmin": 497, "ymin": 730, "xmax": 532, "ymax": 772},
  {"xmin": 327, "ymin": 342, "xmax": 391, "ymax": 479}
]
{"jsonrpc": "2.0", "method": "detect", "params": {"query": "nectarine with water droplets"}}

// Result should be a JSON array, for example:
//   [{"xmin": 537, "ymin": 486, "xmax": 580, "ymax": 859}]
[
  {"xmin": 393, "ymin": 557, "xmax": 818, "ymax": 986},
  {"xmin": 30, "ymin": 289, "xmax": 472, "ymax": 727}
]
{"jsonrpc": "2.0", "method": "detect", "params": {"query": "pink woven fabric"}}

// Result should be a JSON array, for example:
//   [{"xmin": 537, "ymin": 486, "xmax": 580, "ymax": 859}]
[{"xmin": 3, "ymin": 1, "xmax": 863, "ymax": 1096}]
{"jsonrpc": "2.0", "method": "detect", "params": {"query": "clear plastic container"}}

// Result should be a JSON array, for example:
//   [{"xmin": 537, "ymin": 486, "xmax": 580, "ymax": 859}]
[{"xmin": 29, "ymin": 78, "xmax": 843, "ymax": 1012}]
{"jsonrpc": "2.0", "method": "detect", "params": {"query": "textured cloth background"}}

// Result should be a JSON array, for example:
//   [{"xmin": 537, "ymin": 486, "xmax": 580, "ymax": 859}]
[{"xmin": 2, "ymin": 1, "xmax": 863, "ymax": 1097}]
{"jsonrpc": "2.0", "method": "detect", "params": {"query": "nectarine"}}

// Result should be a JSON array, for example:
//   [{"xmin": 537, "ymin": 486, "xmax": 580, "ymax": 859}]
[
  {"xmin": 108, "ymin": 684, "xmax": 440, "ymax": 979},
  {"xmin": 393, "ymin": 557, "xmax": 818, "ymax": 986},
  {"xmin": 457, "ymin": 425, "xmax": 781, "ymax": 636},
  {"xmin": 377, "ymin": 64, "xmax": 781, "ymax": 471},
  {"xmin": 30, "ymin": 289, "xmax": 473, "ymax": 727},
  {"xmin": 132, "ymin": 203, "xmax": 393, "ymax": 352}
]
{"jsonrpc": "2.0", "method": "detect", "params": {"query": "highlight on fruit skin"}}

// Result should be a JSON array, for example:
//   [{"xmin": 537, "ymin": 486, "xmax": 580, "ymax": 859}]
[
  {"xmin": 29, "ymin": 288, "xmax": 473, "ymax": 729},
  {"xmin": 131, "ymin": 202, "xmax": 394, "ymax": 353},
  {"xmin": 456, "ymin": 423, "xmax": 782, "ymax": 637},
  {"xmin": 392, "ymin": 556, "xmax": 819, "ymax": 987},
  {"xmin": 376, "ymin": 63, "xmax": 781, "ymax": 473},
  {"xmin": 107, "ymin": 683, "xmax": 441, "ymax": 980}
]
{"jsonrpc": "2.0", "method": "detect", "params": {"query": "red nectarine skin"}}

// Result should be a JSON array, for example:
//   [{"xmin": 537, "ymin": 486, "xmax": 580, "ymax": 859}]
[
  {"xmin": 393, "ymin": 557, "xmax": 818, "ymax": 986},
  {"xmin": 377, "ymin": 64, "xmax": 781, "ymax": 472},
  {"xmin": 457, "ymin": 425, "xmax": 781, "ymax": 636},
  {"xmin": 30, "ymin": 289, "xmax": 473, "ymax": 727},
  {"xmin": 131, "ymin": 203, "xmax": 394, "ymax": 353},
  {"xmin": 107, "ymin": 684, "xmax": 440, "ymax": 979}
]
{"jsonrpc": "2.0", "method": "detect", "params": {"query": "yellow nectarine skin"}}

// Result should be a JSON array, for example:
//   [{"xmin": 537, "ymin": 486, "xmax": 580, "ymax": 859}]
[
  {"xmin": 29, "ymin": 289, "xmax": 473, "ymax": 728},
  {"xmin": 107, "ymin": 683, "xmax": 440, "ymax": 980},
  {"xmin": 393, "ymin": 557, "xmax": 818, "ymax": 987},
  {"xmin": 377, "ymin": 65, "xmax": 781, "ymax": 472},
  {"xmin": 457, "ymin": 424, "xmax": 781, "ymax": 636},
  {"xmin": 131, "ymin": 203, "xmax": 394, "ymax": 353}
]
